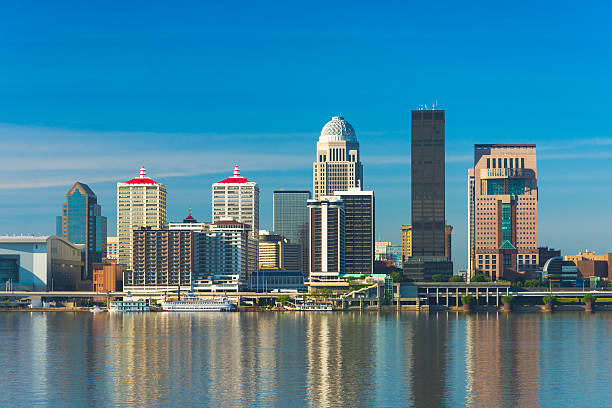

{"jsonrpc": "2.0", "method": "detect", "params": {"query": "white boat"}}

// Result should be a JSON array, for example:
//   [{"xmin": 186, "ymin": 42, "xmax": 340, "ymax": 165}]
[
  {"xmin": 299, "ymin": 302, "xmax": 333, "ymax": 311},
  {"xmin": 109, "ymin": 300, "xmax": 150, "ymax": 312},
  {"xmin": 160, "ymin": 297, "xmax": 235, "ymax": 312},
  {"xmin": 90, "ymin": 305, "xmax": 106, "ymax": 313}
]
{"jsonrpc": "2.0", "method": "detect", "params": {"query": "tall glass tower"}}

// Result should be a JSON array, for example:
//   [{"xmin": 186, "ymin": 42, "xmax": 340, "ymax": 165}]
[
  {"xmin": 57, "ymin": 182, "xmax": 107, "ymax": 280},
  {"xmin": 273, "ymin": 190, "xmax": 311, "ymax": 275}
]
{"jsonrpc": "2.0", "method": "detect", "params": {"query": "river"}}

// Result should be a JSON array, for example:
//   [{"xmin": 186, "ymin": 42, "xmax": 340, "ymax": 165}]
[{"xmin": 1, "ymin": 311, "xmax": 610, "ymax": 407}]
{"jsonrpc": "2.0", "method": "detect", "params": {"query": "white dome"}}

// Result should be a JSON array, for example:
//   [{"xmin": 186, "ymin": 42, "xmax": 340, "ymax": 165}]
[{"xmin": 319, "ymin": 116, "xmax": 357, "ymax": 142}]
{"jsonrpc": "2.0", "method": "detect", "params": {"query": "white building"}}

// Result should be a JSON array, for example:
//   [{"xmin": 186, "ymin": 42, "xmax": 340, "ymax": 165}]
[
  {"xmin": 212, "ymin": 165, "xmax": 259, "ymax": 280},
  {"xmin": 0, "ymin": 236, "xmax": 81, "ymax": 291},
  {"xmin": 313, "ymin": 116, "xmax": 363, "ymax": 199},
  {"xmin": 106, "ymin": 237, "xmax": 118, "ymax": 260},
  {"xmin": 116, "ymin": 167, "xmax": 167, "ymax": 269},
  {"xmin": 307, "ymin": 196, "xmax": 345, "ymax": 281}
]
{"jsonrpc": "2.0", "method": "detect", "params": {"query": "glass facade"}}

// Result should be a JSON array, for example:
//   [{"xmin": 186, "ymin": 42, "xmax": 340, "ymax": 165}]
[
  {"xmin": 501, "ymin": 203, "xmax": 512, "ymax": 243},
  {"xmin": 487, "ymin": 179, "xmax": 505, "ymax": 195},
  {"xmin": 273, "ymin": 191, "xmax": 310, "ymax": 274},
  {"xmin": 0, "ymin": 255, "xmax": 19, "ymax": 284}
]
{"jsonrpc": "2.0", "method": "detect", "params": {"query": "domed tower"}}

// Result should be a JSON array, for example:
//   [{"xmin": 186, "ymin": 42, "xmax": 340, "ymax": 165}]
[{"xmin": 313, "ymin": 116, "xmax": 363, "ymax": 198}]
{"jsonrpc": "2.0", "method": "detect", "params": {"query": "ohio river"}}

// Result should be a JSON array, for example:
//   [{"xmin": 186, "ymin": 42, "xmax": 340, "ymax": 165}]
[{"xmin": 1, "ymin": 311, "xmax": 610, "ymax": 407}]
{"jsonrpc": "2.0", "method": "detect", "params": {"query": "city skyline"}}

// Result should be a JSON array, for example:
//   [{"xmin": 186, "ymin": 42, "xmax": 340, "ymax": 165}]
[{"xmin": 0, "ymin": 1, "xmax": 610, "ymax": 273}]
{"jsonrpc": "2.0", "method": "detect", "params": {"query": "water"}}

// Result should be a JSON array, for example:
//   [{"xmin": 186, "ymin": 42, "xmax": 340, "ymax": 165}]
[{"xmin": 1, "ymin": 311, "xmax": 610, "ymax": 407}]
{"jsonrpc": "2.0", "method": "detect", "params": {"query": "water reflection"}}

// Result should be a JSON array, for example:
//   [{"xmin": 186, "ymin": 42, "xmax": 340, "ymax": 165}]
[{"xmin": 1, "ymin": 311, "xmax": 611, "ymax": 407}]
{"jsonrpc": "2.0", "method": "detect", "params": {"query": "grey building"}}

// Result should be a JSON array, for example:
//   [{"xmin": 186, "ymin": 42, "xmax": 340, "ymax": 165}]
[
  {"xmin": 307, "ymin": 197, "xmax": 345, "ymax": 281},
  {"xmin": 273, "ymin": 190, "xmax": 311, "ymax": 274},
  {"xmin": 334, "ymin": 188, "xmax": 374, "ymax": 275}
]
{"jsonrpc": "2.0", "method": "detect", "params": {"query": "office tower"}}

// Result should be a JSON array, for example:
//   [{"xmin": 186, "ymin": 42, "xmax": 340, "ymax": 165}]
[
  {"xmin": 204, "ymin": 220, "xmax": 250, "ymax": 291},
  {"xmin": 307, "ymin": 197, "xmax": 345, "ymax": 281},
  {"xmin": 106, "ymin": 237, "xmax": 118, "ymax": 260},
  {"xmin": 258, "ymin": 231, "xmax": 301, "ymax": 271},
  {"xmin": 334, "ymin": 188, "xmax": 374, "ymax": 275},
  {"xmin": 410, "ymin": 108, "xmax": 446, "ymax": 257},
  {"xmin": 375, "ymin": 242, "xmax": 403, "ymax": 268},
  {"xmin": 469, "ymin": 144, "xmax": 538, "ymax": 281},
  {"xmin": 445, "ymin": 223, "xmax": 453, "ymax": 260},
  {"xmin": 273, "ymin": 190, "xmax": 311, "ymax": 274},
  {"xmin": 126, "ymin": 227, "xmax": 193, "ymax": 289},
  {"xmin": 313, "ymin": 116, "xmax": 363, "ymax": 199},
  {"xmin": 405, "ymin": 108, "xmax": 452, "ymax": 281},
  {"xmin": 212, "ymin": 165, "xmax": 259, "ymax": 278},
  {"xmin": 401, "ymin": 225, "xmax": 412, "ymax": 263},
  {"xmin": 57, "ymin": 181, "xmax": 107, "ymax": 280},
  {"xmin": 116, "ymin": 167, "xmax": 167, "ymax": 269}
]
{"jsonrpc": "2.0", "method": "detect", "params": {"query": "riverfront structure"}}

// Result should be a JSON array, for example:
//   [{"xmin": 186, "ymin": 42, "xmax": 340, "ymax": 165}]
[
  {"xmin": 273, "ymin": 190, "xmax": 311, "ymax": 275},
  {"xmin": 307, "ymin": 196, "xmax": 345, "ymax": 281},
  {"xmin": 56, "ymin": 182, "xmax": 107, "ymax": 280},
  {"xmin": 116, "ymin": 167, "xmax": 167, "ymax": 269},
  {"xmin": 212, "ymin": 165, "xmax": 259, "ymax": 280},
  {"xmin": 405, "ymin": 108, "xmax": 452, "ymax": 281},
  {"xmin": 0, "ymin": 235, "xmax": 81, "ymax": 291},
  {"xmin": 469, "ymin": 144, "xmax": 538, "ymax": 281},
  {"xmin": 334, "ymin": 188, "xmax": 374, "ymax": 275},
  {"xmin": 313, "ymin": 116, "xmax": 363, "ymax": 199}
]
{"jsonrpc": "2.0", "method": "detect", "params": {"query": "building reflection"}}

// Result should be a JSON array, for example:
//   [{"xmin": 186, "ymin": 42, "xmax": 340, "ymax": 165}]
[{"xmin": 464, "ymin": 312, "xmax": 541, "ymax": 407}]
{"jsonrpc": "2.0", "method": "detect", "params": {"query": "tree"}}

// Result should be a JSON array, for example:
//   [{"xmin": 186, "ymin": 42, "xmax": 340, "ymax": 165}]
[
  {"xmin": 432, "ymin": 274, "xmax": 448, "ymax": 282},
  {"xmin": 525, "ymin": 279, "xmax": 544, "ymax": 288},
  {"xmin": 472, "ymin": 274, "xmax": 489, "ymax": 282},
  {"xmin": 449, "ymin": 275, "xmax": 464, "ymax": 283},
  {"xmin": 461, "ymin": 295, "xmax": 474, "ymax": 305},
  {"xmin": 149, "ymin": 298, "xmax": 158, "ymax": 305},
  {"xmin": 277, "ymin": 295, "xmax": 290, "ymax": 304},
  {"xmin": 542, "ymin": 295, "xmax": 556, "ymax": 305},
  {"xmin": 582, "ymin": 293, "xmax": 595, "ymax": 303},
  {"xmin": 501, "ymin": 296, "xmax": 514, "ymax": 304}
]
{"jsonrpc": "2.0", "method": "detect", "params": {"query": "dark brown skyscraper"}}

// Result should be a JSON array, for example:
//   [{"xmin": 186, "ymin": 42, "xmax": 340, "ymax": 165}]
[{"xmin": 411, "ymin": 109, "xmax": 446, "ymax": 257}]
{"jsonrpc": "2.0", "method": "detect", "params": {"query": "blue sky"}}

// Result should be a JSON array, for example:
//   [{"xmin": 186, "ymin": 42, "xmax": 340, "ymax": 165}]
[{"xmin": 0, "ymin": 0, "xmax": 610, "ymax": 271}]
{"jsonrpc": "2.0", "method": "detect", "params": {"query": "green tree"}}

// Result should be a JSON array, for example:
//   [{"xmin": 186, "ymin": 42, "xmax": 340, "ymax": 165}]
[
  {"xmin": 582, "ymin": 293, "xmax": 595, "ymax": 303},
  {"xmin": 277, "ymin": 295, "xmax": 290, "ymax": 304},
  {"xmin": 472, "ymin": 274, "xmax": 489, "ymax": 282},
  {"xmin": 542, "ymin": 295, "xmax": 556, "ymax": 305},
  {"xmin": 449, "ymin": 275, "xmax": 464, "ymax": 282},
  {"xmin": 150, "ymin": 298, "xmax": 158, "ymax": 305},
  {"xmin": 461, "ymin": 295, "xmax": 474, "ymax": 305},
  {"xmin": 525, "ymin": 279, "xmax": 544, "ymax": 288},
  {"xmin": 501, "ymin": 296, "xmax": 514, "ymax": 304},
  {"xmin": 432, "ymin": 274, "xmax": 448, "ymax": 282}
]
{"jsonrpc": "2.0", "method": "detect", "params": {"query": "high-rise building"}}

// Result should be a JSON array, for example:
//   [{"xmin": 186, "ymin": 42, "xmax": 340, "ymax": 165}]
[
  {"xmin": 106, "ymin": 237, "xmax": 118, "ymax": 260},
  {"xmin": 334, "ymin": 188, "xmax": 374, "ymax": 275},
  {"xmin": 410, "ymin": 109, "xmax": 446, "ymax": 257},
  {"xmin": 116, "ymin": 167, "xmax": 167, "ymax": 269},
  {"xmin": 307, "ymin": 197, "xmax": 345, "ymax": 281},
  {"xmin": 203, "ymin": 220, "xmax": 250, "ymax": 291},
  {"xmin": 273, "ymin": 190, "xmax": 311, "ymax": 274},
  {"xmin": 258, "ymin": 231, "xmax": 301, "ymax": 271},
  {"xmin": 313, "ymin": 116, "xmax": 363, "ymax": 199},
  {"xmin": 212, "ymin": 165, "xmax": 259, "ymax": 279},
  {"xmin": 57, "ymin": 182, "xmax": 107, "ymax": 280},
  {"xmin": 469, "ymin": 144, "xmax": 538, "ymax": 281},
  {"xmin": 467, "ymin": 168, "xmax": 476, "ymax": 277},
  {"xmin": 401, "ymin": 225, "xmax": 412, "ymax": 263},
  {"xmin": 126, "ymin": 227, "xmax": 193, "ymax": 290}
]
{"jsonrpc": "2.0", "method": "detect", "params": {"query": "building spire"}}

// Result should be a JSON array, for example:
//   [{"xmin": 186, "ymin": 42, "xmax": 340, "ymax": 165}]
[
  {"xmin": 140, "ymin": 166, "xmax": 146, "ymax": 178},
  {"xmin": 233, "ymin": 165, "xmax": 240, "ymax": 177}
]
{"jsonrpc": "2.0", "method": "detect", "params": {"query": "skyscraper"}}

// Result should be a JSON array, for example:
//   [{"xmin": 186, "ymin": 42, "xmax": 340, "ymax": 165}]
[
  {"xmin": 334, "ymin": 188, "xmax": 374, "ymax": 275},
  {"xmin": 273, "ymin": 190, "xmax": 311, "ymax": 274},
  {"xmin": 410, "ymin": 108, "xmax": 446, "ymax": 257},
  {"xmin": 401, "ymin": 225, "xmax": 412, "ymax": 264},
  {"xmin": 212, "ymin": 165, "xmax": 259, "ymax": 279},
  {"xmin": 307, "ymin": 196, "xmax": 345, "ymax": 281},
  {"xmin": 313, "ymin": 116, "xmax": 363, "ymax": 199},
  {"xmin": 116, "ymin": 167, "xmax": 167, "ymax": 269},
  {"xmin": 469, "ymin": 144, "xmax": 538, "ymax": 281},
  {"xmin": 57, "ymin": 181, "xmax": 107, "ymax": 280},
  {"xmin": 404, "ymin": 108, "xmax": 452, "ymax": 281}
]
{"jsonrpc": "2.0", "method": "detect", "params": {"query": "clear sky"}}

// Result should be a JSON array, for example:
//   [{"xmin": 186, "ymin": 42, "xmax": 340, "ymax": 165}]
[{"xmin": 0, "ymin": 0, "xmax": 610, "ymax": 271}]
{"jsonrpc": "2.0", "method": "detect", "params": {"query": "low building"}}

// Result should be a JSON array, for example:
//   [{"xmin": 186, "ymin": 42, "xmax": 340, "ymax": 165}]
[
  {"xmin": 565, "ymin": 251, "xmax": 612, "ymax": 279},
  {"xmin": 258, "ymin": 231, "xmax": 301, "ymax": 271},
  {"xmin": 93, "ymin": 261, "xmax": 124, "ymax": 293},
  {"xmin": 0, "ymin": 236, "xmax": 81, "ymax": 291},
  {"xmin": 542, "ymin": 257, "xmax": 580, "ymax": 287},
  {"xmin": 403, "ymin": 257, "xmax": 453, "ymax": 282},
  {"xmin": 375, "ymin": 241, "xmax": 402, "ymax": 268},
  {"xmin": 538, "ymin": 246, "xmax": 561, "ymax": 267},
  {"xmin": 249, "ymin": 269, "xmax": 306, "ymax": 292}
]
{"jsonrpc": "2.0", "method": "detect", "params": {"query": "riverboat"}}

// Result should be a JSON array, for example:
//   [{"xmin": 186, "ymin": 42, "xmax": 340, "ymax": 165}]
[
  {"xmin": 160, "ymin": 297, "xmax": 235, "ymax": 312},
  {"xmin": 298, "ymin": 302, "xmax": 333, "ymax": 311},
  {"xmin": 109, "ymin": 300, "xmax": 149, "ymax": 312}
]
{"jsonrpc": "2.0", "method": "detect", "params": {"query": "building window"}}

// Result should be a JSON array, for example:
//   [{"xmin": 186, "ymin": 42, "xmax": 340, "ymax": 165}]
[{"xmin": 503, "ymin": 254, "xmax": 512, "ymax": 268}]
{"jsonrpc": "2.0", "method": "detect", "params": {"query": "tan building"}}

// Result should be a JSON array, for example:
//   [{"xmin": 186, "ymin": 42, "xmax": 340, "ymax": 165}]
[
  {"xmin": 565, "ymin": 251, "xmax": 612, "ymax": 279},
  {"xmin": 258, "ymin": 231, "xmax": 300, "ymax": 270},
  {"xmin": 469, "ymin": 144, "xmax": 538, "ymax": 281},
  {"xmin": 313, "ymin": 116, "xmax": 363, "ymax": 199},
  {"xmin": 106, "ymin": 237, "xmax": 118, "ymax": 260},
  {"xmin": 401, "ymin": 225, "xmax": 412, "ymax": 264},
  {"xmin": 116, "ymin": 167, "xmax": 167, "ymax": 269}
]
